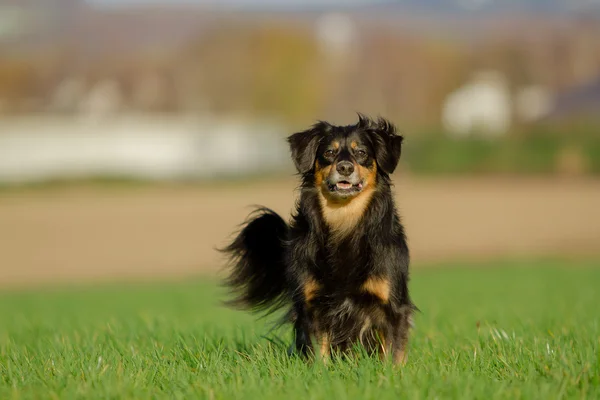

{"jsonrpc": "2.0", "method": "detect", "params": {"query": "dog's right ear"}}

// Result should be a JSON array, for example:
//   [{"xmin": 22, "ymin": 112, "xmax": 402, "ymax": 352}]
[{"xmin": 287, "ymin": 122, "xmax": 330, "ymax": 174}]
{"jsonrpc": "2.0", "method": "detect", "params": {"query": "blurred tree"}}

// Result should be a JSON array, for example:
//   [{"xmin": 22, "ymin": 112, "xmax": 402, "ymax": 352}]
[
  {"xmin": 183, "ymin": 22, "xmax": 324, "ymax": 124},
  {"xmin": 0, "ymin": 58, "xmax": 38, "ymax": 113}
]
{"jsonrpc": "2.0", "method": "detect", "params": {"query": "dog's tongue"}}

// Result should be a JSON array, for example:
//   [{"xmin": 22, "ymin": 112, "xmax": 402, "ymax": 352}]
[{"xmin": 336, "ymin": 182, "xmax": 352, "ymax": 190}]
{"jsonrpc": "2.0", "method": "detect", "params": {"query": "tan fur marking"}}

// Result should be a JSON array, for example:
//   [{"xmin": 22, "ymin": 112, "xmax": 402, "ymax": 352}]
[
  {"xmin": 394, "ymin": 349, "xmax": 407, "ymax": 365},
  {"xmin": 361, "ymin": 277, "xmax": 391, "ymax": 304},
  {"xmin": 350, "ymin": 141, "xmax": 358, "ymax": 150},
  {"xmin": 318, "ymin": 188, "xmax": 374, "ymax": 240},
  {"xmin": 314, "ymin": 160, "xmax": 332, "ymax": 189},
  {"xmin": 303, "ymin": 278, "xmax": 320, "ymax": 303},
  {"xmin": 332, "ymin": 141, "xmax": 340, "ymax": 150},
  {"xmin": 317, "ymin": 332, "xmax": 331, "ymax": 363},
  {"xmin": 317, "ymin": 161, "xmax": 377, "ymax": 240},
  {"xmin": 357, "ymin": 162, "xmax": 376, "ymax": 187}
]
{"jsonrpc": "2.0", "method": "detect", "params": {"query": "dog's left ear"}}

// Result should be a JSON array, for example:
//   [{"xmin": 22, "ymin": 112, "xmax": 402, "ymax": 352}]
[
  {"xmin": 370, "ymin": 117, "xmax": 403, "ymax": 175},
  {"xmin": 287, "ymin": 121, "xmax": 330, "ymax": 174}
]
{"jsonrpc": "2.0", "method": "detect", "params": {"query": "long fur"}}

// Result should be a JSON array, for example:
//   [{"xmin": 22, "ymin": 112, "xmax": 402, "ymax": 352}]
[
  {"xmin": 220, "ymin": 207, "xmax": 289, "ymax": 314},
  {"xmin": 221, "ymin": 114, "xmax": 416, "ymax": 364}
]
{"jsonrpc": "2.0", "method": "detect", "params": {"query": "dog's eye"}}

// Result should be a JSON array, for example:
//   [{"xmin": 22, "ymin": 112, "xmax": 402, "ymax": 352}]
[
  {"xmin": 356, "ymin": 149, "xmax": 367, "ymax": 158},
  {"xmin": 324, "ymin": 150, "xmax": 335, "ymax": 158}
]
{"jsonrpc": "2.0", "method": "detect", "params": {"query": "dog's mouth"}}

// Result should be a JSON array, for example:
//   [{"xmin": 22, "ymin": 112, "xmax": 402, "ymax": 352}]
[{"xmin": 328, "ymin": 180, "xmax": 363, "ymax": 193}]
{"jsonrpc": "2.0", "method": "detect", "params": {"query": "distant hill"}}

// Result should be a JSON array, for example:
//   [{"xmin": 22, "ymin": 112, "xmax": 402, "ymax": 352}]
[
  {"xmin": 1, "ymin": 0, "xmax": 599, "ymax": 59},
  {"xmin": 88, "ymin": 0, "xmax": 600, "ymax": 14},
  {"xmin": 0, "ymin": 0, "xmax": 215, "ymax": 58}
]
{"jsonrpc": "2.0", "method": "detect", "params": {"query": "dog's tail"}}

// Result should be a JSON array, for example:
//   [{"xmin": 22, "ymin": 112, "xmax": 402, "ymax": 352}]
[{"xmin": 220, "ymin": 207, "xmax": 290, "ymax": 315}]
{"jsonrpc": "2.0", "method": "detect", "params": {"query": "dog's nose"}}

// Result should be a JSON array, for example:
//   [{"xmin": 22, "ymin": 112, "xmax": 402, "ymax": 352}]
[{"xmin": 336, "ymin": 161, "xmax": 354, "ymax": 176}]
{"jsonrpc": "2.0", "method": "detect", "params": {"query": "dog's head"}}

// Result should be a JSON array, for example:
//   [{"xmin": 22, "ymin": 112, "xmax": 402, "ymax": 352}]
[{"xmin": 287, "ymin": 114, "xmax": 403, "ymax": 201}]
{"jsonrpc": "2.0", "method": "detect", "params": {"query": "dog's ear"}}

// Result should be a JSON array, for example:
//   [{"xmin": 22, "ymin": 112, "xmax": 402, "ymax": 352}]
[
  {"xmin": 287, "ymin": 122, "xmax": 330, "ymax": 174},
  {"xmin": 363, "ymin": 115, "xmax": 403, "ymax": 175}
]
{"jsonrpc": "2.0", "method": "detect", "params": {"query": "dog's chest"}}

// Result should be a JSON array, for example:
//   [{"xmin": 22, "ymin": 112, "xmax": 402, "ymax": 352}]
[
  {"xmin": 318, "ymin": 239, "xmax": 373, "ymax": 279},
  {"xmin": 308, "ymin": 276, "xmax": 391, "ymax": 343},
  {"xmin": 320, "ymin": 275, "xmax": 391, "ymax": 305},
  {"xmin": 307, "ymin": 234, "xmax": 392, "ymax": 306}
]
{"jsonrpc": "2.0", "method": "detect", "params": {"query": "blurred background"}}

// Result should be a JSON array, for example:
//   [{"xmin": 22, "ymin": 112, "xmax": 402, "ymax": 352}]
[{"xmin": 0, "ymin": 0, "xmax": 599, "ymax": 289}]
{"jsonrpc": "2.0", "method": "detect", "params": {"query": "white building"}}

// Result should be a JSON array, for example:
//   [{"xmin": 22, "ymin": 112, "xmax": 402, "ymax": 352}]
[
  {"xmin": 514, "ymin": 85, "xmax": 553, "ymax": 123},
  {"xmin": 315, "ymin": 13, "xmax": 356, "ymax": 60},
  {"xmin": 441, "ymin": 70, "xmax": 512, "ymax": 138}
]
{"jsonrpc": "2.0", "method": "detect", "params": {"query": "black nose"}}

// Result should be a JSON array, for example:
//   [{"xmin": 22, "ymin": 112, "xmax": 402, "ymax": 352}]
[{"xmin": 336, "ymin": 161, "xmax": 354, "ymax": 176}]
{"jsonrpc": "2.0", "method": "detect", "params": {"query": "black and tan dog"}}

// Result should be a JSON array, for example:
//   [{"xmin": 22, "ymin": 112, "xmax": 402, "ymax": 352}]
[{"xmin": 221, "ymin": 114, "xmax": 415, "ymax": 365}]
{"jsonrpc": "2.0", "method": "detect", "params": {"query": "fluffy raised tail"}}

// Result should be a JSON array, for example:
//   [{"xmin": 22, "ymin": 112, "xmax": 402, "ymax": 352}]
[{"xmin": 220, "ymin": 207, "xmax": 290, "ymax": 315}]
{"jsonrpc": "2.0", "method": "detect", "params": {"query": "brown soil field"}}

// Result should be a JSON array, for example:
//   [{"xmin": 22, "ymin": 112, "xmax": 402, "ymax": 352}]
[{"xmin": 0, "ymin": 177, "xmax": 599, "ymax": 288}]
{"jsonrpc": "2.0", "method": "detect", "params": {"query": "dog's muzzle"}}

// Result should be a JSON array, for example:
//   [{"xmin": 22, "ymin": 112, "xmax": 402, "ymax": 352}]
[{"xmin": 326, "ymin": 162, "xmax": 364, "ymax": 195}]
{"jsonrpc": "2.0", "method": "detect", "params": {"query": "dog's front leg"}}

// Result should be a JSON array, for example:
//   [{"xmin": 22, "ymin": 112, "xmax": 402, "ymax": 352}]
[
  {"xmin": 390, "ymin": 305, "xmax": 413, "ymax": 365},
  {"xmin": 314, "ymin": 329, "xmax": 331, "ymax": 363},
  {"xmin": 292, "ymin": 300, "xmax": 330, "ymax": 362},
  {"xmin": 292, "ymin": 311, "xmax": 313, "ymax": 358},
  {"xmin": 374, "ymin": 327, "xmax": 393, "ymax": 361}
]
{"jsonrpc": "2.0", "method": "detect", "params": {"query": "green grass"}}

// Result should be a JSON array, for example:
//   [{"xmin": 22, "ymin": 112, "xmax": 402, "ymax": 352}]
[
  {"xmin": 403, "ymin": 127, "xmax": 600, "ymax": 176},
  {"xmin": 1, "ymin": 259, "xmax": 599, "ymax": 399}
]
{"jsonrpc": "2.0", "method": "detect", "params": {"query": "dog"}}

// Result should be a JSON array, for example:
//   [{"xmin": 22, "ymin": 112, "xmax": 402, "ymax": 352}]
[{"xmin": 221, "ymin": 114, "xmax": 415, "ymax": 365}]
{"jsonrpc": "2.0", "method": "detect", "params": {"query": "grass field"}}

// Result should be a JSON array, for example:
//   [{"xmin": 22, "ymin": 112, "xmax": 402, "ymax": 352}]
[{"xmin": 1, "ymin": 259, "xmax": 599, "ymax": 399}]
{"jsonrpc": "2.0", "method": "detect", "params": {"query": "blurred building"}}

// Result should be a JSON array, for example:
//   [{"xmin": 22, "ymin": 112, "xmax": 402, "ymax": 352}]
[
  {"xmin": 515, "ymin": 85, "xmax": 554, "ymax": 123},
  {"xmin": 441, "ymin": 70, "xmax": 512, "ymax": 137},
  {"xmin": 0, "ymin": 115, "xmax": 289, "ymax": 184}
]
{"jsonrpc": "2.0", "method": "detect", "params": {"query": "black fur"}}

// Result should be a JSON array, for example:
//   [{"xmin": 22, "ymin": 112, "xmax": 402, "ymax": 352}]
[
  {"xmin": 221, "ymin": 207, "xmax": 289, "ymax": 314},
  {"xmin": 221, "ymin": 114, "xmax": 415, "ymax": 364}
]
